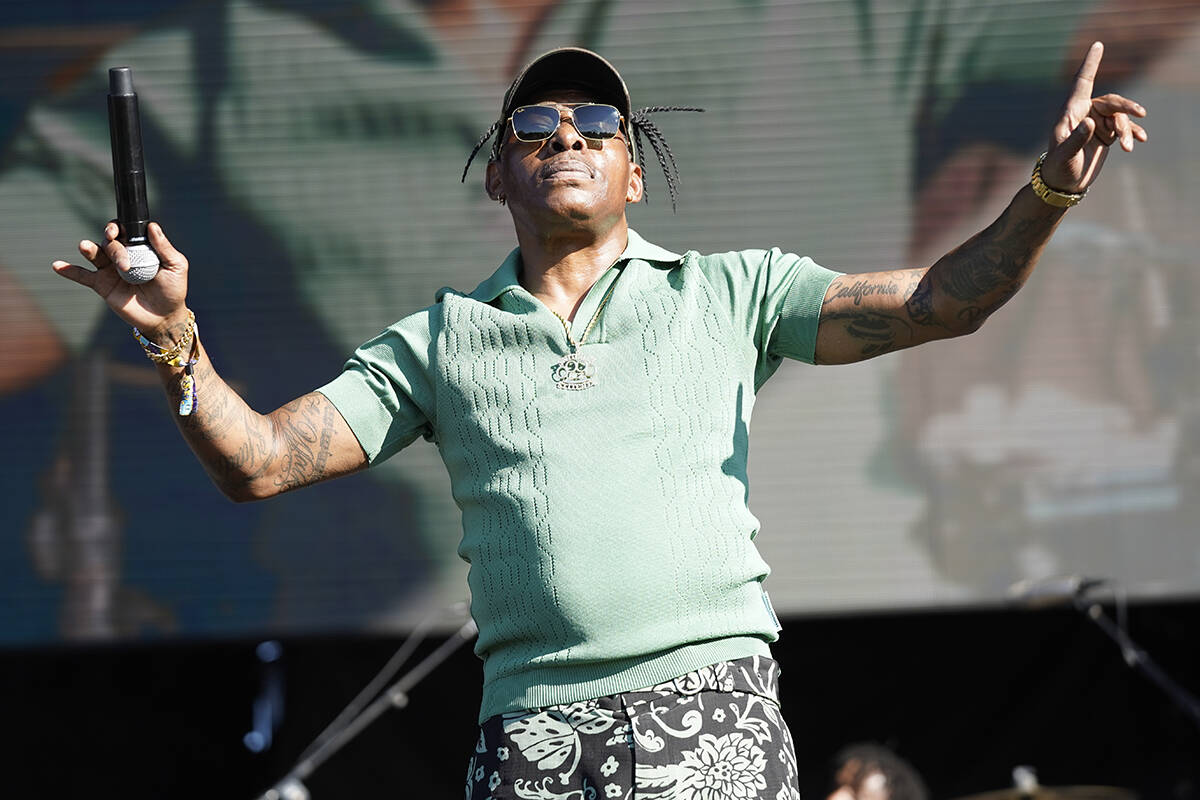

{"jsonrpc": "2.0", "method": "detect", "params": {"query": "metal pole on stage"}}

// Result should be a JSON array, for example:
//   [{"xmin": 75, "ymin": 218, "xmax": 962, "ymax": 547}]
[
  {"xmin": 1074, "ymin": 594, "xmax": 1200, "ymax": 734},
  {"xmin": 1010, "ymin": 575, "xmax": 1200, "ymax": 733},
  {"xmin": 255, "ymin": 616, "xmax": 479, "ymax": 800}
]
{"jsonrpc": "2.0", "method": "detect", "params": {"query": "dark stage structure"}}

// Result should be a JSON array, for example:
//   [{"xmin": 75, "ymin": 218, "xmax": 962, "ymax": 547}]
[{"xmin": 5, "ymin": 600, "xmax": 1197, "ymax": 799}]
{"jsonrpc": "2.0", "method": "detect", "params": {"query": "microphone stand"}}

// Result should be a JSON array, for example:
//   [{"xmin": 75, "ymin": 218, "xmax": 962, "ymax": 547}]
[
  {"xmin": 255, "ymin": 617, "xmax": 478, "ymax": 800},
  {"xmin": 1073, "ymin": 594, "xmax": 1200, "ymax": 734}
]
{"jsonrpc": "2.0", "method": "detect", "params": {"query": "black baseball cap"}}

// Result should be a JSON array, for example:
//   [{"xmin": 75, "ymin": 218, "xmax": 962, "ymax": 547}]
[{"xmin": 501, "ymin": 47, "xmax": 634, "ymax": 158}]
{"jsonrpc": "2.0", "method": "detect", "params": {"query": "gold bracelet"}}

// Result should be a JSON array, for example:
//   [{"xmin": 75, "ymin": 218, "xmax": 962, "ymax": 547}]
[
  {"xmin": 133, "ymin": 310, "xmax": 196, "ymax": 366},
  {"xmin": 1030, "ymin": 152, "xmax": 1085, "ymax": 208}
]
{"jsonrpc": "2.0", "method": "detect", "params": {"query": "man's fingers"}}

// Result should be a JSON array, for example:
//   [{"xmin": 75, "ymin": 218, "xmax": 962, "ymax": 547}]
[
  {"xmin": 1092, "ymin": 93, "xmax": 1146, "ymax": 117},
  {"xmin": 1092, "ymin": 112, "xmax": 1146, "ymax": 150},
  {"xmin": 1069, "ymin": 41, "xmax": 1104, "ymax": 105},
  {"xmin": 79, "ymin": 238, "xmax": 113, "ymax": 269},
  {"xmin": 1053, "ymin": 114, "xmax": 1075, "ymax": 144},
  {"xmin": 52, "ymin": 259, "xmax": 102, "ymax": 290},
  {"xmin": 1112, "ymin": 111, "xmax": 1134, "ymax": 151},
  {"xmin": 1059, "ymin": 116, "xmax": 1096, "ymax": 160},
  {"xmin": 1096, "ymin": 114, "xmax": 1118, "ymax": 146},
  {"xmin": 1097, "ymin": 110, "xmax": 1148, "ymax": 151},
  {"xmin": 1092, "ymin": 94, "xmax": 1147, "ymax": 151},
  {"xmin": 102, "ymin": 236, "xmax": 130, "ymax": 272},
  {"xmin": 147, "ymin": 222, "xmax": 186, "ymax": 269}
]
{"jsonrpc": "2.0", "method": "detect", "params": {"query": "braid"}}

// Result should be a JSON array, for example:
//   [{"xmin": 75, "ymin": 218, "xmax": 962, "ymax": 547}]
[
  {"xmin": 630, "ymin": 106, "xmax": 703, "ymax": 212},
  {"xmin": 461, "ymin": 119, "xmax": 502, "ymax": 183},
  {"xmin": 631, "ymin": 125, "xmax": 649, "ymax": 202},
  {"xmin": 632, "ymin": 116, "xmax": 675, "ymax": 208},
  {"xmin": 637, "ymin": 106, "xmax": 705, "ymax": 115}
]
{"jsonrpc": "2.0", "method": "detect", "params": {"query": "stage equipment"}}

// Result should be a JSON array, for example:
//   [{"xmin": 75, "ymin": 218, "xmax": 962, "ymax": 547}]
[
  {"xmin": 1008, "ymin": 575, "xmax": 1200, "ymax": 733},
  {"xmin": 952, "ymin": 766, "xmax": 1137, "ymax": 800},
  {"xmin": 254, "ymin": 604, "xmax": 478, "ymax": 800},
  {"xmin": 1007, "ymin": 575, "xmax": 1110, "ymax": 609},
  {"xmin": 107, "ymin": 66, "xmax": 159, "ymax": 284},
  {"xmin": 244, "ymin": 641, "xmax": 285, "ymax": 753},
  {"xmin": 952, "ymin": 786, "xmax": 1136, "ymax": 800}
]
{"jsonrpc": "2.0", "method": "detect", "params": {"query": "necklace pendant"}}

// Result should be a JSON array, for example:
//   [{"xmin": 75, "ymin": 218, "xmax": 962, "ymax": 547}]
[{"xmin": 551, "ymin": 350, "xmax": 596, "ymax": 391}]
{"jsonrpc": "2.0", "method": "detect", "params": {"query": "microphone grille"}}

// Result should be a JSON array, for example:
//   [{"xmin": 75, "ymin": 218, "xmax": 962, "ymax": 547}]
[{"xmin": 122, "ymin": 243, "xmax": 160, "ymax": 284}]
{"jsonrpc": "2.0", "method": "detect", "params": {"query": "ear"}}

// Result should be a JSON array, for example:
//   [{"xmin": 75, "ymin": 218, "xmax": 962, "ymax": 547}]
[
  {"xmin": 625, "ymin": 161, "xmax": 644, "ymax": 204},
  {"xmin": 485, "ymin": 160, "xmax": 504, "ymax": 202}
]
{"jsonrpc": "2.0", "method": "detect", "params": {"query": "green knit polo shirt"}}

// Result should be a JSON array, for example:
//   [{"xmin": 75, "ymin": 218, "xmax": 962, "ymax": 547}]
[{"xmin": 317, "ymin": 229, "xmax": 840, "ymax": 722}]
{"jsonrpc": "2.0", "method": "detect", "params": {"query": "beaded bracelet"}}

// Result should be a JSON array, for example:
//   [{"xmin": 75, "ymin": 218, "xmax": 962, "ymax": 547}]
[
  {"xmin": 133, "ymin": 310, "xmax": 195, "ymax": 365},
  {"xmin": 132, "ymin": 310, "xmax": 199, "ymax": 416},
  {"xmin": 176, "ymin": 335, "xmax": 198, "ymax": 417}
]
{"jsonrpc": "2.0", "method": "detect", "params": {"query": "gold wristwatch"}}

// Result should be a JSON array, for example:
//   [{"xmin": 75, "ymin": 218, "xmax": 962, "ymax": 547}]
[{"xmin": 1030, "ymin": 152, "xmax": 1086, "ymax": 208}]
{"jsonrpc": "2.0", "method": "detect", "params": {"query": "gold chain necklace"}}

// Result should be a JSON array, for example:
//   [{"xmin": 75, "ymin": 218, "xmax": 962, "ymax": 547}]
[{"xmin": 548, "ymin": 276, "xmax": 619, "ymax": 391}]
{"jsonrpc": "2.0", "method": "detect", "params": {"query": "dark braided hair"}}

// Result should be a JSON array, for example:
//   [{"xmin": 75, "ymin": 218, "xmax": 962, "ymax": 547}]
[
  {"xmin": 461, "ymin": 106, "xmax": 704, "ymax": 212},
  {"xmin": 629, "ymin": 106, "xmax": 703, "ymax": 211},
  {"xmin": 460, "ymin": 119, "xmax": 503, "ymax": 184}
]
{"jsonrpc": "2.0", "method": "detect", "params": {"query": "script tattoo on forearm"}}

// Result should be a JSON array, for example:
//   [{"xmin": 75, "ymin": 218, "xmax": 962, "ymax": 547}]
[
  {"xmin": 166, "ymin": 349, "xmax": 346, "ymax": 497},
  {"xmin": 821, "ymin": 272, "xmax": 926, "ymax": 358},
  {"xmin": 270, "ymin": 394, "xmax": 338, "ymax": 493},
  {"xmin": 827, "ymin": 278, "xmax": 903, "ymax": 306},
  {"xmin": 175, "ymin": 357, "xmax": 277, "ymax": 490}
]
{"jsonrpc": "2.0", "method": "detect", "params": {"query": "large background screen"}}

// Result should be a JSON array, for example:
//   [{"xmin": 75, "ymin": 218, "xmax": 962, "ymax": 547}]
[{"xmin": 2, "ymin": 0, "xmax": 1198, "ymax": 644}]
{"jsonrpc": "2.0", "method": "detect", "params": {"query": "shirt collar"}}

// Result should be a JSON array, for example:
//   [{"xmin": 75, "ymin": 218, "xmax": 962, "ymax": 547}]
[
  {"xmin": 622, "ymin": 228, "xmax": 684, "ymax": 264},
  {"xmin": 450, "ymin": 228, "xmax": 684, "ymax": 304}
]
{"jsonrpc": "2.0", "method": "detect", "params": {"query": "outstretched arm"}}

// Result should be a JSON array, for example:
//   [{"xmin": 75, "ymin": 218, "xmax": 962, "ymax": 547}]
[
  {"xmin": 53, "ymin": 222, "xmax": 367, "ymax": 501},
  {"xmin": 814, "ymin": 41, "xmax": 1147, "ymax": 365}
]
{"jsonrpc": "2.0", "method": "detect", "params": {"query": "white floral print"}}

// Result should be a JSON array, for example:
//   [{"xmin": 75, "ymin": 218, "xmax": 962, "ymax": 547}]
[
  {"xmin": 677, "ymin": 732, "xmax": 768, "ymax": 800},
  {"xmin": 466, "ymin": 656, "xmax": 799, "ymax": 800},
  {"xmin": 502, "ymin": 701, "xmax": 619, "ymax": 785}
]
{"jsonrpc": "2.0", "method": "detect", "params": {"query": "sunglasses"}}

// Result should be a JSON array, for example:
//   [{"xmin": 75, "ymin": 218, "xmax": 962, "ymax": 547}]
[{"xmin": 507, "ymin": 103, "xmax": 626, "ymax": 143}]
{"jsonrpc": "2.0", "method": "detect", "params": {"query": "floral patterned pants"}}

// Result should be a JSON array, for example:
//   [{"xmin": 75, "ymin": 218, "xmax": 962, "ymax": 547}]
[{"xmin": 465, "ymin": 655, "xmax": 800, "ymax": 800}]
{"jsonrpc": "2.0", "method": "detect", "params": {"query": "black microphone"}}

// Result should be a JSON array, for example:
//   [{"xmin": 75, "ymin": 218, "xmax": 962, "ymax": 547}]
[
  {"xmin": 1007, "ymin": 574, "xmax": 1109, "ymax": 609},
  {"xmin": 107, "ymin": 66, "xmax": 159, "ymax": 284}
]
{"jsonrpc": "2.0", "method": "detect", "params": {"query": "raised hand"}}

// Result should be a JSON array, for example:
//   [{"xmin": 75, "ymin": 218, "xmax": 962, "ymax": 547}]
[
  {"xmin": 1041, "ymin": 41, "xmax": 1148, "ymax": 194},
  {"xmin": 52, "ymin": 221, "xmax": 190, "ymax": 342}
]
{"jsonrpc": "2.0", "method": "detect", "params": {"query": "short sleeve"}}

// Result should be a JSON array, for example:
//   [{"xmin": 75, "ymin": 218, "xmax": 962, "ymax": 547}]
[
  {"xmin": 316, "ymin": 308, "xmax": 439, "ymax": 464},
  {"xmin": 759, "ymin": 249, "xmax": 841, "ymax": 365},
  {"xmin": 694, "ymin": 248, "xmax": 841, "ymax": 387}
]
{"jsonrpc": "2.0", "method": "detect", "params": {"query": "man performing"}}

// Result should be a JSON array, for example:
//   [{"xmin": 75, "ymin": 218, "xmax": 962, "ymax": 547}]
[{"xmin": 52, "ymin": 44, "xmax": 1145, "ymax": 799}]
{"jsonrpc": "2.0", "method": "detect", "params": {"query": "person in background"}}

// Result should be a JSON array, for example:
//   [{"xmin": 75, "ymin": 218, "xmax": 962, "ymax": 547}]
[{"xmin": 828, "ymin": 743, "xmax": 930, "ymax": 800}]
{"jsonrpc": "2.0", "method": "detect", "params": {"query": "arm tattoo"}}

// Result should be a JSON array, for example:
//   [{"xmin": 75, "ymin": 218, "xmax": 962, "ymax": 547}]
[
  {"xmin": 820, "ymin": 309, "xmax": 914, "ymax": 358},
  {"xmin": 817, "ymin": 189, "xmax": 1063, "ymax": 363},
  {"xmin": 904, "ymin": 278, "xmax": 935, "ymax": 326},
  {"xmin": 937, "ymin": 206, "xmax": 1054, "ymax": 304},
  {"xmin": 167, "ymin": 352, "xmax": 343, "ymax": 496},
  {"xmin": 271, "ymin": 394, "xmax": 338, "ymax": 493},
  {"xmin": 174, "ymin": 358, "xmax": 276, "ymax": 489},
  {"xmin": 821, "ymin": 272, "xmax": 926, "ymax": 359},
  {"xmin": 827, "ymin": 278, "xmax": 903, "ymax": 306}
]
